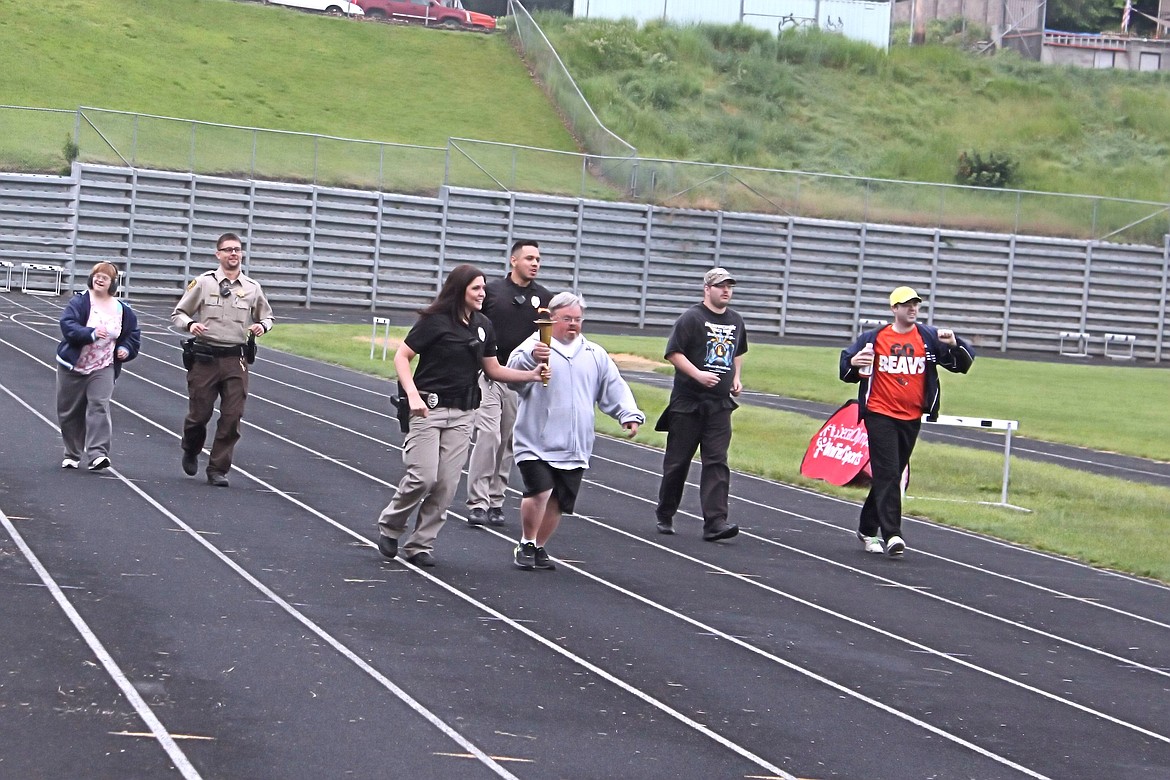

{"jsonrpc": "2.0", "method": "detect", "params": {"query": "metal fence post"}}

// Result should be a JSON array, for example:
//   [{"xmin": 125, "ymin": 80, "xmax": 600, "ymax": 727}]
[{"xmin": 1158, "ymin": 233, "xmax": 1170, "ymax": 362}]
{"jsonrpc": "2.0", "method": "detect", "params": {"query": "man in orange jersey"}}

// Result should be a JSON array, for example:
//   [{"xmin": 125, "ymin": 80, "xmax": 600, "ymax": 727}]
[{"xmin": 840, "ymin": 286, "xmax": 974, "ymax": 557}]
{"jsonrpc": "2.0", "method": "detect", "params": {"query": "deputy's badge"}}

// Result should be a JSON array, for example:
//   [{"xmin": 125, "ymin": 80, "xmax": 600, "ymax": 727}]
[
  {"xmin": 424, "ymin": 393, "xmax": 439, "ymax": 409},
  {"xmin": 530, "ymin": 295, "xmax": 539, "ymax": 307},
  {"xmin": 235, "ymin": 289, "xmax": 246, "ymax": 298}
]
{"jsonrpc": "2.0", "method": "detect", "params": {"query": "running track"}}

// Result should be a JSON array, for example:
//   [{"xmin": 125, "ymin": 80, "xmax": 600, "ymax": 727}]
[{"xmin": 1, "ymin": 292, "xmax": 1168, "ymax": 779}]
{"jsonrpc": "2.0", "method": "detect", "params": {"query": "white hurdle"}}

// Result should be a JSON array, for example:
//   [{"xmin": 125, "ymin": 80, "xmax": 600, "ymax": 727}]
[
  {"xmin": 370, "ymin": 316, "xmax": 391, "ymax": 361},
  {"xmin": 1103, "ymin": 333, "xmax": 1136, "ymax": 360},
  {"xmin": 921, "ymin": 414, "xmax": 1028, "ymax": 512}
]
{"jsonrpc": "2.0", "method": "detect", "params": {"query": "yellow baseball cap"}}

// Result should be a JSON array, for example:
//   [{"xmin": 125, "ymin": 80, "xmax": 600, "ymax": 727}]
[{"xmin": 889, "ymin": 286, "xmax": 922, "ymax": 306}]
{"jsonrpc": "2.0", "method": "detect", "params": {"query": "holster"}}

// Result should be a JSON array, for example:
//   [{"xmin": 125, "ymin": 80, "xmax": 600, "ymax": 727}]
[
  {"xmin": 180, "ymin": 338, "xmax": 196, "ymax": 370},
  {"xmin": 180, "ymin": 338, "xmax": 216, "ymax": 370},
  {"xmin": 391, "ymin": 383, "xmax": 411, "ymax": 434},
  {"xmin": 244, "ymin": 334, "xmax": 257, "ymax": 365}
]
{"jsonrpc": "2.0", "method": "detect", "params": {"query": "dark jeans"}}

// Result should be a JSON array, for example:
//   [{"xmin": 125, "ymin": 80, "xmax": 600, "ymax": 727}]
[
  {"xmin": 182, "ymin": 355, "xmax": 249, "ymax": 476},
  {"xmin": 859, "ymin": 411, "xmax": 921, "ymax": 542},
  {"xmin": 656, "ymin": 406, "xmax": 733, "ymax": 531}
]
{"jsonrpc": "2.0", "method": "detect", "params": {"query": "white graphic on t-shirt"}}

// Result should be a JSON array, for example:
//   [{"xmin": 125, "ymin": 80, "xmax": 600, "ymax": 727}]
[{"xmin": 703, "ymin": 322, "xmax": 737, "ymax": 373}]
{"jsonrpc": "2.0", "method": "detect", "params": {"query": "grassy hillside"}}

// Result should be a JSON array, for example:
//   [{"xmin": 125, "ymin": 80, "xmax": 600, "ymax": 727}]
[
  {"xmin": 0, "ymin": 0, "xmax": 575, "ymax": 175},
  {"xmin": 538, "ymin": 16, "xmax": 1170, "ymax": 204},
  {"xmin": 4, "ymin": 1, "xmax": 1170, "ymax": 213}
]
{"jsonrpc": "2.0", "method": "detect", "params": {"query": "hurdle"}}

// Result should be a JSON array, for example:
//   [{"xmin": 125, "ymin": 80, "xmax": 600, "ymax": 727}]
[
  {"xmin": 21, "ymin": 263, "xmax": 63, "ymax": 296},
  {"xmin": 0, "ymin": 260, "xmax": 12, "ymax": 293},
  {"xmin": 920, "ymin": 414, "xmax": 1028, "ymax": 512},
  {"xmin": 1058, "ymin": 330, "xmax": 1089, "ymax": 358},
  {"xmin": 370, "ymin": 316, "xmax": 391, "ymax": 360},
  {"xmin": 1103, "ymin": 333, "xmax": 1135, "ymax": 360},
  {"xmin": 858, "ymin": 318, "xmax": 885, "ymax": 335}
]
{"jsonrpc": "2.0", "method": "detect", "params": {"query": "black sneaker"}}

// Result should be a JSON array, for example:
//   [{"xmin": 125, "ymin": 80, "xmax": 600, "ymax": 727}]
[
  {"xmin": 182, "ymin": 450, "xmax": 199, "ymax": 476},
  {"xmin": 377, "ymin": 534, "xmax": 397, "ymax": 559},
  {"xmin": 487, "ymin": 507, "xmax": 506, "ymax": 527},
  {"xmin": 656, "ymin": 519, "xmax": 674, "ymax": 535},
  {"xmin": 467, "ymin": 508, "xmax": 488, "ymax": 526},
  {"xmin": 513, "ymin": 541, "xmax": 537, "ymax": 570},
  {"xmin": 406, "ymin": 551, "xmax": 436, "ymax": 567},
  {"xmin": 702, "ymin": 523, "xmax": 739, "ymax": 542},
  {"xmin": 534, "ymin": 546, "xmax": 556, "ymax": 570}
]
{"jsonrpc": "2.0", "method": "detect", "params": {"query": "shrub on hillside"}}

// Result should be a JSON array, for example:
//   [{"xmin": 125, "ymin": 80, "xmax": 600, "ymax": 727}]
[
  {"xmin": 620, "ymin": 72, "xmax": 702, "ymax": 110},
  {"xmin": 700, "ymin": 23, "xmax": 774, "ymax": 53},
  {"xmin": 956, "ymin": 150, "xmax": 1019, "ymax": 188},
  {"xmin": 776, "ymin": 28, "xmax": 886, "ymax": 72}
]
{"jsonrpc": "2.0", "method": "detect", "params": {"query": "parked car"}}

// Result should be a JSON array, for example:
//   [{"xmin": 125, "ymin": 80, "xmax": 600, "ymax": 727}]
[
  {"xmin": 263, "ymin": 0, "xmax": 365, "ymax": 16},
  {"xmin": 357, "ymin": 0, "xmax": 496, "ymax": 31}
]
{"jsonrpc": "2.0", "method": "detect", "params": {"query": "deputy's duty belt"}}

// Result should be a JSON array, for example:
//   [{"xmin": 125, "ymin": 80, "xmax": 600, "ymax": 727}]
[{"xmin": 200, "ymin": 343, "xmax": 246, "ymax": 357}]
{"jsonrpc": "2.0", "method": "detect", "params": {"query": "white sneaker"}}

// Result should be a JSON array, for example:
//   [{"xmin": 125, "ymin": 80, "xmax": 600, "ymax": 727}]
[
  {"xmin": 885, "ymin": 536, "xmax": 906, "ymax": 556},
  {"xmin": 856, "ymin": 531, "xmax": 884, "ymax": 554},
  {"xmin": 61, "ymin": 458, "xmax": 80, "ymax": 469}
]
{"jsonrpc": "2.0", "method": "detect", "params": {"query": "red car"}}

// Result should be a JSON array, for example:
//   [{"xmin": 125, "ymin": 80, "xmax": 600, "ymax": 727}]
[{"xmin": 357, "ymin": 0, "xmax": 496, "ymax": 31}]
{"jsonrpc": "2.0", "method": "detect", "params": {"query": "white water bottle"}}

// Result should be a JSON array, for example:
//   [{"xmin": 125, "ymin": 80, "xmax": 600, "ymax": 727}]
[{"xmin": 858, "ymin": 342, "xmax": 874, "ymax": 376}]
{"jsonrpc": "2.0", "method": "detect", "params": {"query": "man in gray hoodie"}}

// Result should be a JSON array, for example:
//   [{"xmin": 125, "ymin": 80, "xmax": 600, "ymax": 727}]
[{"xmin": 506, "ymin": 291, "xmax": 644, "ymax": 570}]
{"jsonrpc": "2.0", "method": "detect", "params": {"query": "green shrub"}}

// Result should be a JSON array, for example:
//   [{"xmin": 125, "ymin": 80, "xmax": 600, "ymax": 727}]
[
  {"xmin": 700, "ymin": 23, "xmax": 773, "ymax": 52},
  {"xmin": 956, "ymin": 150, "xmax": 1018, "ymax": 187},
  {"xmin": 620, "ymin": 72, "xmax": 702, "ymax": 110},
  {"xmin": 776, "ymin": 28, "xmax": 886, "ymax": 71},
  {"xmin": 62, "ymin": 136, "xmax": 79, "ymax": 165}
]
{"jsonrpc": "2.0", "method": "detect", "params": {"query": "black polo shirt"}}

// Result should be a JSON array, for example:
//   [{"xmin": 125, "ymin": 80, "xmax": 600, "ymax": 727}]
[
  {"xmin": 404, "ymin": 311, "xmax": 498, "ymax": 396},
  {"xmin": 482, "ymin": 275, "xmax": 553, "ymax": 363}
]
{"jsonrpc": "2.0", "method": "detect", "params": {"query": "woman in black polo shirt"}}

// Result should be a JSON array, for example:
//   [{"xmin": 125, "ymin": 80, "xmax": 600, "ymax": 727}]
[{"xmin": 375, "ymin": 263, "xmax": 549, "ymax": 567}]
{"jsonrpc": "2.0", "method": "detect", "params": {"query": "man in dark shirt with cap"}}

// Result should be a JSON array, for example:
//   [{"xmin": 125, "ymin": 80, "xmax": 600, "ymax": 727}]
[
  {"xmin": 464, "ymin": 240, "xmax": 553, "ymax": 527},
  {"xmin": 654, "ymin": 267, "xmax": 748, "ymax": 541}
]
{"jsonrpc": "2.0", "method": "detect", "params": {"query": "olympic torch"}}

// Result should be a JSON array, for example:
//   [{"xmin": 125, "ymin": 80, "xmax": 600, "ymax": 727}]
[{"xmin": 535, "ymin": 309, "xmax": 554, "ymax": 387}]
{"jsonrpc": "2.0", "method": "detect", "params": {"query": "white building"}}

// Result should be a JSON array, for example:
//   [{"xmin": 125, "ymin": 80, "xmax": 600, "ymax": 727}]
[{"xmin": 572, "ymin": 0, "xmax": 893, "ymax": 50}]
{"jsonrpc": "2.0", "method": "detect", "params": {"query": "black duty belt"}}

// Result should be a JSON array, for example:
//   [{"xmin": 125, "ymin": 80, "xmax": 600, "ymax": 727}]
[
  {"xmin": 198, "ymin": 343, "xmax": 246, "ymax": 357},
  {"xmin": 420, "ymin": 389, "xmax": 477, "ymax": 411}
]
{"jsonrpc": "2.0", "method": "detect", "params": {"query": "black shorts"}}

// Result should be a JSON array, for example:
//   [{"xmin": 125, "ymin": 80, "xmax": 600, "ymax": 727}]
[{"xmin": 517, "ymin": 460, "xmax": 584, "ymax": 515}]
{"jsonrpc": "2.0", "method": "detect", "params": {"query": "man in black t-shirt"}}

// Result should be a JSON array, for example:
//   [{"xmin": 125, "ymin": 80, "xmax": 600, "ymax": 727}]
[
  {"xmin": 654, "ymin": 268, "xmax": 749, "ymax": 541},
  {"xmin": 464, "ymin": 240, "xmax": 554, "ymax": 527}
]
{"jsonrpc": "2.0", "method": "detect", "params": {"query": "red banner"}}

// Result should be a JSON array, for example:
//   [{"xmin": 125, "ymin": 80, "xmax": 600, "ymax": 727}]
[{"xmin": 800, "ymin": 400, "xmax": 871, "ymax": 486}]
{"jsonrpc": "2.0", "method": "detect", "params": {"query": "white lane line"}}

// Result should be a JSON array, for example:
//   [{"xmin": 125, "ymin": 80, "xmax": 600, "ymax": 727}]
[
  {"xmin": 8, "ymin": 322, "xmax": 1170, "ymax": 664},
  {"xmin": 0, "ymin": 379, "xmax": 522, "ymax": 780},
  {"xmin": 560, "ymin": 493, "xmax": 1170, "ymax": 747},
  {"xmin": 0, "ymin": 397, "xmax": 202, "ymax": 780},
  {"xmin": 592, "ymin": 448, "xmax": 1170, "ymax": 611},
  {"xmin": 0, "ymin": 332, "xmax": 798, "ymax": 778},
  {"xmin": 578, "ymin": 463, "xmax": 1170, "ymax": 676},
  {"xmin": 34, "ymin": 395, "xmax": 798, "ymax": 779},
  {"xmin": 4, "ymin": 322, "xmax": 1166, "ymax": 752},
  {"xmin": 467, "ymin": 528, "xmax": 1050, "ymax": 779},
  {"xmin": 29, "ymin": 354, "xmax": 1155, "ymax": 760}
]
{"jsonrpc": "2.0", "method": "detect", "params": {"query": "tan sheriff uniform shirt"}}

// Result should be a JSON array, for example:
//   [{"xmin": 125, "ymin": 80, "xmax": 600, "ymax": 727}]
[{"xmin": 171, "ymin": 269, "xmax": 275, "ymax": 346}]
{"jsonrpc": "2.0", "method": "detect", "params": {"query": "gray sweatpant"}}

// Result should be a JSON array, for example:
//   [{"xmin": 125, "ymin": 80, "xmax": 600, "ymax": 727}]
[{"xmin": 56, "ymin": 364, "xmax": 115, "ymax": 465}]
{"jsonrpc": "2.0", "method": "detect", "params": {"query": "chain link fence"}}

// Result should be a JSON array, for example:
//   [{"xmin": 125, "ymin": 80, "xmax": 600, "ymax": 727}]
[{"xmin": 2, "ymin": 100, "xmax": 1167, "ymax": 245}]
